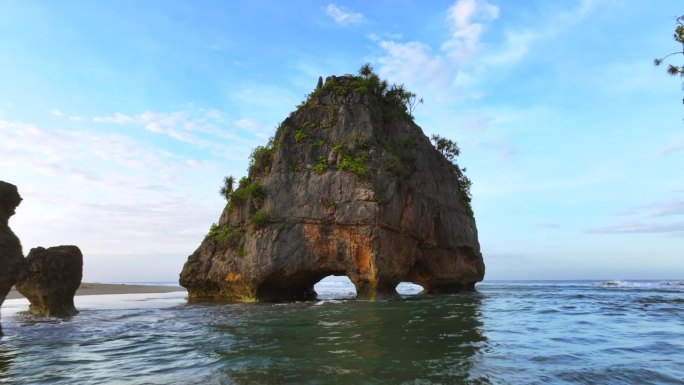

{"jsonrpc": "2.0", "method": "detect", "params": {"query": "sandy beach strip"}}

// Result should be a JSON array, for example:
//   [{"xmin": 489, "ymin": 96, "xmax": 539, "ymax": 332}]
[{"xmin": 6, "ymin": 283, "xmax": 186, "ymax": 300}]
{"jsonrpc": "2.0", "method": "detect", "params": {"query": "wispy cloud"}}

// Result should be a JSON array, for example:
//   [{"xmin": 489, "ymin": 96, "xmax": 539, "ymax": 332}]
[
  {"xmin": 588, "ymin": 222, "xmax": 684, "ymax": 234},
  {"xmin": 368, "ymin": 32, "xmax": 403, "ymax": 42},
  {"xmin": 588, "ymin": 197, "xmax": 684, "ymax": 235},
  {"xmin": 0, "ymin": 117, "xmax": 229, "ymax": 270},
  {"xmin": 326, "ymin": 4, "xmax": 364, "ymax": 25},
  {"xmin": 536, "ymin": 222, "xmax": 560, "ymax": 229},
  {"xmin": 373, "ymin": 0, "xmax": 599, "ymax": 101},
  {"xmin": 92, "ymin": 109, "xmax": 263, "ymax": 156},
  {"xmin": 50, "ymin": 109, "xmax": 89, "ymax": 122},
  {"xmin": 92, "ymin": 112, "xmax": 134, "ymax": 124},
  {"xmin": 0, "ymin": 118, "xmax": 204, "ymax": 181},
  {"xmin": 620, "ymin": 198, "xmax": 684, "ymax": 218},
  {"xmin": 233, "ymin": 118, "xmax": 258, "ymax": 131},
  {"xmin": 377, "ymin": 40, "xmax": 452, "ymax": 96},
  {"xmin": 657, "ymin": 145, "xmax": 683, "ymax": 156},
  {"xmin": 375, "ymin": 0, "xmax": 499, "ymax": 100},
  {"xmin": 441, "ymin": 0, "xmax": 499, "ymax": 62}
]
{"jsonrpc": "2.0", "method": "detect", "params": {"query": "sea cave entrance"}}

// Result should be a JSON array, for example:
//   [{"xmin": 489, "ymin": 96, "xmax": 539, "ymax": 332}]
[
  {"xmin": 314, "ymin": 275, "xmax": 357, "ymax": 300},
  {"xmin": 396, "ymin": 282, "xmax": 424, "ymax": 296}
]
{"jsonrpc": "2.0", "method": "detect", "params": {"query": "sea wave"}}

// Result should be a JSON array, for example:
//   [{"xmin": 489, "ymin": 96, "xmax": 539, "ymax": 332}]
[{"xmin": 596, "ymin": 280, "xmax": 684, "ymax": 292}]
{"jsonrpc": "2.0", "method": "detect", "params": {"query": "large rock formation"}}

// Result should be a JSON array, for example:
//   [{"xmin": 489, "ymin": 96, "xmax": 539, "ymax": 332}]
[
  {"xmin": 16, "ymin": 246, "xmax": 83, "ymax": 317},
  {"xmin": 0, "ymin": 181, "xmax": 25, "ymax": 335},
  {"xmin": 180, "ymin": 73, "xmax": 485, "ymax": 301}
]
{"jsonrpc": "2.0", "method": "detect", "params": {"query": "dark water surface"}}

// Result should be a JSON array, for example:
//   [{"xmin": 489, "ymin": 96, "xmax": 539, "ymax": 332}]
[{"xmin": 1, "ymin": 279, "xmax": 683, "ymax": 384}]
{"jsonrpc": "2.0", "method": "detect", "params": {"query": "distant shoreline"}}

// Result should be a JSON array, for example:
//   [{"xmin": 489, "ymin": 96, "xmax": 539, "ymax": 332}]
[{"xmin": 6, "ymin": 282, "xmax": 186, "ymax": 300}]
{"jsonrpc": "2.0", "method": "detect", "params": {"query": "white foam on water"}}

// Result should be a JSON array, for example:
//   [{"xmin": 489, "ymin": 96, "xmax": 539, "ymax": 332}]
[
  {"xmin": 596, "ymin": 280, "xmax": 684, "ymax": 291},
  {"xmin": 1, "ymin": 291, "xmax": 186, "ymax": 318}
]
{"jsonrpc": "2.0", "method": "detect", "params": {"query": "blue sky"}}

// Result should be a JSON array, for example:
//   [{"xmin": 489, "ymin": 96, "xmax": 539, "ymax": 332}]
[{"xmin": 1, "ymin": 0, "xmax": 682, "ymax": 282}]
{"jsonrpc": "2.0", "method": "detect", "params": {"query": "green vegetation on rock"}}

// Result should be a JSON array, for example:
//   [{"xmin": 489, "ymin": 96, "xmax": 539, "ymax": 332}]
[
  {"xmin": 654, "ymin": 15, "xmax": 684, "ymax": 76},
  {"xmin": 430, "ymin": 134, "xmax": 460, "ymax": 162},
  {"xmin": 249, "ymin": 146, "xmax": 274, "ymax": 176},
  {"xmin": 206, "ymin": 223, "xmax": 245, "ymax": 248},
  {"xmin": 219, "ymin": 176, "xmax": 235, "ymax": 201},
  {"xmin": 376, "ymin": 195, "xmax": 391, "ymax": 206},
  {"xmin": 229, "ymin": 177, "xmax": 266, "ymax": 208},
  {"xmin": 313, "ymin": 156, "xmax": 328, "ymax": 174},
  {"xmin": 249, "ymin": 209, "xmax": 268, "ymax": 229},
  {"xmin": 294, "ymin": 129, "xmax": 307, "ymax": 142},
  {"xmin": 429, "ymin": 134, "xmax": 473, "ymax": 214},
  {"xmin": 338, "ymin": 152, "xmax": 369, "ymax": 175},
  {"xmin": 300, "ymin": 63, "xmax": 423, "ymax": 121}
]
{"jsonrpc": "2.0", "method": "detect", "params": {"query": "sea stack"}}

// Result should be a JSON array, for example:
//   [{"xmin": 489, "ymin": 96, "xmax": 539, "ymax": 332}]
[
  {"xmin": 180, "ymin": 72, "xmax": 485, "ymax": 301},
  {"xmin": 16, "ymin": 246, "xmax": 83, "ymax": 317},
  {"xmin": 0, "ymin": 181, "xmax": 25, "ymax": 335}
]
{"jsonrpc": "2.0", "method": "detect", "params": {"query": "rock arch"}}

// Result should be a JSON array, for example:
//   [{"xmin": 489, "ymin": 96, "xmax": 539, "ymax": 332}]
[
  {"xmin": 396, "ymin": 282, "xmax": 424, "ymax": 295},
  {"xmin": 179, "ymin": 74, "xmax": 485, "ymax": 302},
  {"xmin": 314, "ymin": 275, "xmax": 356, "ymax": 300}
]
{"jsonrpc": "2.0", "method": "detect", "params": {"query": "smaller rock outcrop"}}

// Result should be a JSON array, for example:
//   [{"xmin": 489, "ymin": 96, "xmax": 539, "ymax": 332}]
[
  {"xmin": 0, "ymin": 181, "xmax": 25, "ymax": 336},
  {"xmin": 16, "ymin": 246, "xmax": 83, "ymax": 317}
]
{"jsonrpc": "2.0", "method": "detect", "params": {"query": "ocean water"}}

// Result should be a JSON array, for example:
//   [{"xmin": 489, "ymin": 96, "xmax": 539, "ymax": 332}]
[{"xmin": 1, "ymin": 279, "xmax": 683, "ymax": 384}]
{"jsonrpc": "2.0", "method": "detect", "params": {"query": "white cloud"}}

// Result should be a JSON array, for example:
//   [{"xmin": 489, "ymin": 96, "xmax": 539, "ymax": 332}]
[
  {"xmin": 619, "ymin": 198, "xmax": 684, "ymax": 218},
  {"xmin": 92, "ymin": 109, "xmax": 259, "ymax": 156},
  {"xmin": 373, "ymin": 0, "xmax": 599, "ymax": 101},
  {"xmin": 51, "ymin": 109, "xmax": 64, "ymax": 117},
  {"xmin": 368, "ymin": 32, "xmax": 402, "ymax": 42},
  {"xmin": 93, "ymin": 112, "xmax": 134, "ymax": 124},
  {"xmin": 374, "ymin": 0, "xmax": 499, "ymax": 101},
  {"xmin": 442, "ymin": 0, "xmax": 499, "ymax": 62},
  {"xmin": 326, "ymin": 4, "xmax": 364, "ymax": 25},
  {"xmin": 588, "ymin": 222, "xmax": 684, "ymax": 234},
  {"xmin": 377, "ymin": 40, "xmax": 454, "ymax": 100},
  {"xmin": 589, "ymin": 196, "xmax": 684, "ymax": 235},
  {"xmin": 234, "ymin": 118, "xmax": 259, "ymax": 131},
  {"xmin": 651, "ymin": 199, "xmax": 684, "ymax": 217},
  {"xmin": 0, "ymin": 118, "xmax": 230, "ymax": 280},
  {"xmin": 484, "ymin": 30, "xmax": 536, "ymax": 66},
  {"xmin": 0, "ymin": 119, "xmax": 195, "ymax": 180}
]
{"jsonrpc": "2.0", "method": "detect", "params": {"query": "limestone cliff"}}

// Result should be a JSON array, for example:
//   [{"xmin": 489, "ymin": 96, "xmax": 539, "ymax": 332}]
[
  {"xmin": 180, "ymin": 73, "xmax": 484, "ymax": 301},
  {"xmin": 0, "ymin": 181, "xmax": 25, "ymax": 335}
]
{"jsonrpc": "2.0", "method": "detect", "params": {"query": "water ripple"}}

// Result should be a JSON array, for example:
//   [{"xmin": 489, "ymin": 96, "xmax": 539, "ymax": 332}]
[{"xmin": 1, "ymin": 284, "xmax": 683, "ymax": 384}]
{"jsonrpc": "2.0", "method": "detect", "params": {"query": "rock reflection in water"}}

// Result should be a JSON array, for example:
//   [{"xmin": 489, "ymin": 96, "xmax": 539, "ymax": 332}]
[
  {"xmin": 212, "ymin": 293, "xmax": 486, "ymax": 384},
  {"xmin": 0, "ymin": 345, "xmax": 17, "ymax": 382}
]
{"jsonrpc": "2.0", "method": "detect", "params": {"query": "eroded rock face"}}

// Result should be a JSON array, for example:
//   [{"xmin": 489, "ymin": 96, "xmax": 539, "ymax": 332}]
[
  {"xmin": 0, "ymin": 181, "xmax": 25, "ymax": 335},
  {"xmin": 180, "ymin": 75, "xmax": 485, "ymax": 301},
  {"xmin": 16, "ymin": 246, "xmax": 83, "ymax": 317}
]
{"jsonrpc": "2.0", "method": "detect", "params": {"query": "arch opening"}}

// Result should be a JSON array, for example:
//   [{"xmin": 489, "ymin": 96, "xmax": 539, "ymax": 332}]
[
  {"xmin": 314, "ymin": 275, "xmax": 357, "ymax": 300},
  {"xmin": 396, "ymin": 282, "xmax": 424, "ymax": 296}
]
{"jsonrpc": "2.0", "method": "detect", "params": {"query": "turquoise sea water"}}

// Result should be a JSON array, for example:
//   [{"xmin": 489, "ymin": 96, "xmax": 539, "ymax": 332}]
[{"xmin": 1, "ymin": 279, "xmax": 683, "ymax": 384}]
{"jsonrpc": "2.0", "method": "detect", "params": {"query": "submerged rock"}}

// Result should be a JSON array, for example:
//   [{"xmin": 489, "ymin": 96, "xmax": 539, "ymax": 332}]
[
  {"xmin": 180, "ymin": 73, "xmax": 485, "ymax": 301},
  {"xmin": 16, "ymin": 245, "xmax": 83, "ymax": 317},
  {"xmin": 0, "ymin": 181, "xmax": 25, "ymax": 336}
]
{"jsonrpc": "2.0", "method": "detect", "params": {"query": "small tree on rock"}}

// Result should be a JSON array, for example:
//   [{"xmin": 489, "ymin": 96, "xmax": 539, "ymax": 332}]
[
  {"xmin": 654, "ymin": 15, "xmax": 684, "ymax": 76},
  {"xmin": 430, "ymin": 134, "xmax": 461, "ymax": 162},
  {"xmin": 430, "ymin": 134, "xmax": 472, "ymax": 213},
  {"xmin": 219, "ymin": 176, "xmax": 235, "ymax": 201},
  {"xmin": 357, "ymin": 63, "xmax": 422, "ymax": 117}
]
